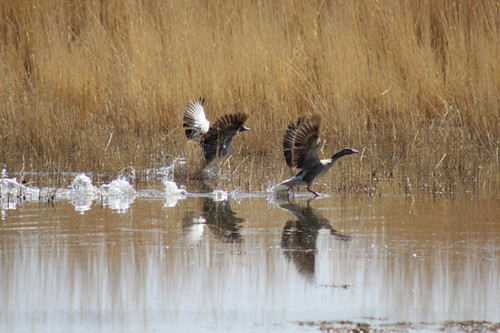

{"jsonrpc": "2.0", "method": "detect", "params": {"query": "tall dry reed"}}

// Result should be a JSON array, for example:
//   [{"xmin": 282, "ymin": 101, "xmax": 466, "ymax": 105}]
[{"xmin": 0, "ymin": 0, "xmax": 499, "ymax": 191}]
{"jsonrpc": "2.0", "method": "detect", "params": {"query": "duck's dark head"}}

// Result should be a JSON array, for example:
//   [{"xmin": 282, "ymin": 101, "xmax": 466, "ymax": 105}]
[{"xmin": 332, "ymin": 148, "xmax": 358, "ymax": 160}]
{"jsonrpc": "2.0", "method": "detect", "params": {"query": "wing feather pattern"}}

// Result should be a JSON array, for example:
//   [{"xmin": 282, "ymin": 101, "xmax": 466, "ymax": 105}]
[
  {"xmin": 293, "ymin": 115, "xmax": 321, "ymax": 170},
  {"xmin": 282, "ymin": 115, "xmax": 321, "ymax": 170},
  {"xmin": 283, "ymin": 117, "xmax": 304, "ymax": 168},
  {"xmin": 183, "ymin": 98, "xmax": 210, "ymax": 140},
  {"xmin": 203, "ymin": 112, "xmax": 248, "ymax": 142}
]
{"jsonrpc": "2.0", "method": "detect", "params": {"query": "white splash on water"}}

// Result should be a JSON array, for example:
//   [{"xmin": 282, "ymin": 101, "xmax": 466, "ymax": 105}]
[
  {"xmin": 163, "ymin": 179, "xmax": 187, "ymax": 196},
  {"xmin": 71, "ymin": 174, "xmax": 98, "ymax": 195},
  {"xmin": 1, "ymin": 178, "xmax": 32, "ymax": 197},
  {"xmin": 100, "ymin": 178, "xmax": 136, "ymax": 197},
  {"xmin": 116, "ymin": 166, "xmax": 137, "ymax": 184},
  {"xmin": 211, "ymin": 189, "xmax": 228, "ymax": 202},
  {"xmin": 269, "ymin": 183, "xmax": 290, "ymax": 193},
  {"xmin": 99, "ymin": 178, "xmax": 137, "ymax": 213},
  {"xmin": 160, "ymin": 158, "xmax": 188, "ymax": 207},
  {"xmin": 68, "ymin": 174, "xmax": 98, "ymax": 213},
  {"xmin": 0, "ymin": 174, "xmax": 140, "ymax": 214},
  {"xmin": 0, "ymin": 156, "xmax": 265, "ymax": 215},
  {"xmin": 162, "ymin": 179, "xmax": 187, "ymax": 208},
  {"xmin": 0, "ymin": 178, "xmax": 42, "ymax": 213},
  {"xmin": 160, "ymin": 158, "xmax": 186, "ymax": 179}
]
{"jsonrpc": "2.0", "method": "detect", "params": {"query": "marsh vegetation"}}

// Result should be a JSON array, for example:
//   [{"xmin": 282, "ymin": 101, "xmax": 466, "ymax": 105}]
[{"xmin": 0, "ymin": 0, "xmax": 499, "ymax": 193}]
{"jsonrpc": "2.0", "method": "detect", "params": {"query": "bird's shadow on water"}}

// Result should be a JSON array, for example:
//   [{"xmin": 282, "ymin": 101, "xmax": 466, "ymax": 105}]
[
  {"xmin": 182, "ymin": 182, "xmax": 245, "ymax": 243},
  {"xmin": 278, "ymin": 198, "xmax": 350, "ymax": 279}
]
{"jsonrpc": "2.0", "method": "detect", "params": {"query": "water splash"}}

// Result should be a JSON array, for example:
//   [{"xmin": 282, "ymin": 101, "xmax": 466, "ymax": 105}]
[
  {"xmin": 99, "ymin": 178, "xmax": 137, "ymax": 213},
  {"xmin": 116, "ymin": 166, "xmax": 137, "ymax": 184},
  {"xmin": 211, "ymin": 189, "xmax": 228, "ymax": 202},
  {"xmin": 163, "ymin": 179, "xmax": 187, "ymax": 208},
  {"xmin": 0, "ymin": 178, "xmax": 41, "ymax": 213},
  {"xmin": 70, "ymin": 174, "xmax": 98, "ymax": 196},
  {"xmin": 269, "ymin": 183, "xmax": 289, "ymax": 194},
  {"xmin": 161, "ymin": 159, "xmax": 188, "ymax": 207},
  {"xmin": 69, "ymin": 174, "xmax": 99, "ymax": 213},
  {"xmin": 160, "ymin": 157, "xmax": 186, "ymax": 179},
  {"xmin": 100, "ymin": 178, "xmax": 136, "ymax": 197},
  {"xmin": 0, "ymin": 160, "xmax": 263, "ymax": 214}
]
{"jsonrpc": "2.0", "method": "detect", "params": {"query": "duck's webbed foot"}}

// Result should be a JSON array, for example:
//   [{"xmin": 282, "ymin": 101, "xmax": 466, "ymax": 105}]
[{"xmin": 306, "ymin": 186, "xmax": 321, "ymax": 197}]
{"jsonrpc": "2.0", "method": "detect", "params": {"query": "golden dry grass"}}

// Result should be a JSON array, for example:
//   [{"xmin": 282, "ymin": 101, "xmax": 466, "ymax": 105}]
[{"xmin": 0, "ymin": 0, "xmax": 499, "ymax": 193}]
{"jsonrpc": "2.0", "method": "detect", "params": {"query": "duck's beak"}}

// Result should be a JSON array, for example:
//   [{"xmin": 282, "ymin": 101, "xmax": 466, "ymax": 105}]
[{"xmin": 240, "ymin": 126, "xmax": 250, "ymax": 132}]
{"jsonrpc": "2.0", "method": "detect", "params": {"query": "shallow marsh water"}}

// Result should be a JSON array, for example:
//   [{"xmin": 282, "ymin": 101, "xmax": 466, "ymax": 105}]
[{"xmin": 1, "ymin": 172, "xmax": 500, "ymax": 332}]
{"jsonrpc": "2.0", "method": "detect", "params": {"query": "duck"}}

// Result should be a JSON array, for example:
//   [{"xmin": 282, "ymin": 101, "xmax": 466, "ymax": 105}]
[
  {"xmin": 279, "ymin": 115, "xmax": 357, "ymax": 196},
  {"xmin": 183, "ymin": 98, "xmax": 250, "ymax": 167}
]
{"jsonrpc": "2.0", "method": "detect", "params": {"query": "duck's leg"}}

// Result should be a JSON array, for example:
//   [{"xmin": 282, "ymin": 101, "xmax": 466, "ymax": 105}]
[{"xmin": 306, "ymin": 186, "xmax": 320, "ymax": 197}]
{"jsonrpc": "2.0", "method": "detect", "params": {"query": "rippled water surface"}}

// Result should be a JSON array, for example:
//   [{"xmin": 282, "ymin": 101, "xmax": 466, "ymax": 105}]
[{"xmin": 1, "ymin": 174, "xmax": 499, "ymax": 332}]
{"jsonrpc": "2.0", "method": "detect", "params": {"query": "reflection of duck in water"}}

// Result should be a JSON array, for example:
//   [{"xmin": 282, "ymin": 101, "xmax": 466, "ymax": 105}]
[
  {"xmin": 279, "ymin": 200, "xmax": 350, "ymax": 278},
  {"xmin": 183, "ymin": 183, "xmax": 245, "ymax": 243},
  {"xmin": 201, "ymin": 197, "xmax": 245, "ymax": 243}
]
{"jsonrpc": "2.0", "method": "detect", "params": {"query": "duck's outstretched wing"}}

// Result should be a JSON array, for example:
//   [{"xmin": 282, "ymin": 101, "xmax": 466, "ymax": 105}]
[
  {"xmin": 203, "ymin": 112, "xmax": 249, "ymax": 142},
  {"xmin": 292, "ymin": 115, "xmax": 321, "ymax": 170},
  {"xmin": 183, "ymin": 98, "xmax": 210, "ymax": 140},
  {"xmin": 283, "ymin": 117, "xmax": 304, "ymax": 168}
]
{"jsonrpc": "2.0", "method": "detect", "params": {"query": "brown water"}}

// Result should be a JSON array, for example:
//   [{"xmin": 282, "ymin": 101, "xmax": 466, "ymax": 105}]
[{"xmin": 1, "ymin": 176, "xmax": 499, "ymax": 332}]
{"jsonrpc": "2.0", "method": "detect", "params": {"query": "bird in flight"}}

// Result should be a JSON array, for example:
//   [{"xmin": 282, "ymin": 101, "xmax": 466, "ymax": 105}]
[
  {"xmin": 183, "ymin": 98, "xmax": 250, "ymax": 167},
  {"xmin": 279, "ymin": 115, "xmax": 357, "ymax": 196}
]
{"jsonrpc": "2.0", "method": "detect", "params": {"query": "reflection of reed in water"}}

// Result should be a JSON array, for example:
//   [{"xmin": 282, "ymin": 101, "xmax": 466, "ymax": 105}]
[
  {"xmin": 279, "ymin": 201, "xmax": 350, "ymax": 278},
  {"xmin": 183, "ymin": 192, "xmax": 245, "ymax": 243}
]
